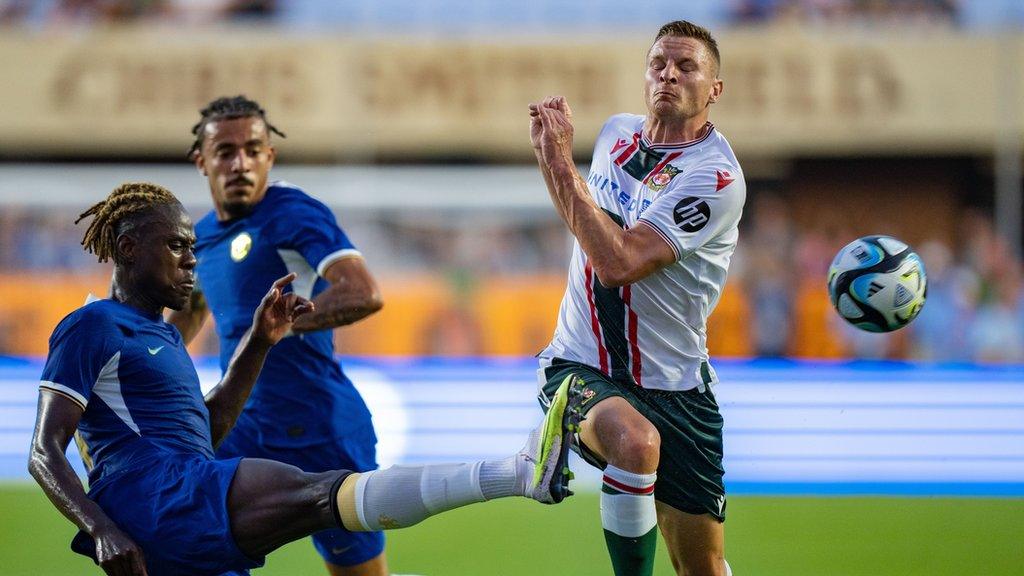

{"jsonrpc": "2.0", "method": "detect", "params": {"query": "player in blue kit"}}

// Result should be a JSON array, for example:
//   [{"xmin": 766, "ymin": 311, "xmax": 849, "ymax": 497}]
[
  {"xmin": 29, "ymin": 182, "xmax": 581, "ymax": 576},
  {"xmin": 168, "ymin": 96, "xmax": 387, "ymax": 575}
]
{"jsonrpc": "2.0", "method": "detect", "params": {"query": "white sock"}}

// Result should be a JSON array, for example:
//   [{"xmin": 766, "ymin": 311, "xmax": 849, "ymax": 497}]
[
  {"xmin": 601, "ymin": 464, "xmax": 657, "ymax": 537},
  {"xmin": 354, "ymin": 463, "xmax": 486, "ymax": 531},
  {"xmin": 724, "ymin": 558, "xmax": 733, "ymax": 576},
  {"xmin": 479, "ymin": 455, "xmax": 517, "ymax": 500}
]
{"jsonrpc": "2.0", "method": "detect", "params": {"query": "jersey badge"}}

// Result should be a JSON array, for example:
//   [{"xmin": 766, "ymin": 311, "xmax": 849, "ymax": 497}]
[
  {"xmin": 230, "ymin": 232, "xmax": 253, "ymax": 262},
  {"xmin": 647, "ymin": 164, "xmax": 681, "ymax": 192},
  {"xmin": 580, "ymin": 386, "xmax": 597, "ymax": 405}
]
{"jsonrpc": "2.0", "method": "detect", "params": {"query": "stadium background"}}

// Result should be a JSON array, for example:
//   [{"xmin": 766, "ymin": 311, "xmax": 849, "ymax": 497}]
[{"xmin": 0, "ymin": 1, "xmax": 1022, "ymax": 574}]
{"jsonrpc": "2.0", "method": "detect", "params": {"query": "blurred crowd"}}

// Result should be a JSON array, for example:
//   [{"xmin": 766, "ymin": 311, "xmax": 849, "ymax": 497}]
[
  {"xmin": 2, "ymin": 0, "xmax": 1022, "ymax": 30},
  {"xmin": 0, "ymin": 0, "xmax": 274, "ymax": 26},
  {"xmin": 1, "ymin": 200, "xmax": 1021, "ymax": 363},
  {"xmin": 0, "ymin": 207, "xmax": 572, "ymax": 275},
  {"xmin": 738, "ymin": 194, "xmax": 1024, "ymax": 363},
  {"xmin": 731, "ymin": 0, "xmax": 960, "ymax": 27},
  {"xmin": 0, "ymin": 208, "xmax": 90, "ymax": 271}
]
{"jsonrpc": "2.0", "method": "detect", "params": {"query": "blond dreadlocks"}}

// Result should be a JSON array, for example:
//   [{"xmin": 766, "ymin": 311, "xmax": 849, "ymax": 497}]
[{"xmin": 75, "ymin": 182, "xmax": 180, "ymax": 263}]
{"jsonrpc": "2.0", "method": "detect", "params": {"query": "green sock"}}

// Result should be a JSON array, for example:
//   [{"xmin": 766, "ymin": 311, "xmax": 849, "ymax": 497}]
[
  {"xmin": 600, "ymin": 465, "xmax": 659, "ymax": 576},
  {"xmin": 603, "ymin": 525, "xmax": 658, "ymax": 576}
]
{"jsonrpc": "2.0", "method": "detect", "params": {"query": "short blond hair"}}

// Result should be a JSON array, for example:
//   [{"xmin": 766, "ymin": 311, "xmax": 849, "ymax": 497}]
[{"xmin": 654, "ymin": 20, "xmax": 720, "ymax": 75}]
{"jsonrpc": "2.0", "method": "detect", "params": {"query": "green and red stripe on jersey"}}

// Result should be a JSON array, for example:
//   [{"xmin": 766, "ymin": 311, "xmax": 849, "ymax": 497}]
[
  {"xmin": 611, "ymin": 125, "xmax": 715, "ymax": 184},
  {"xmin": 582, "ymin": 210, "xmax": 644, "ymax": 386}
]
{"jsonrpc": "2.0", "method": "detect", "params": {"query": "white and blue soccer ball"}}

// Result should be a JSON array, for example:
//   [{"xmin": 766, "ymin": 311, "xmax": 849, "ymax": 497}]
[{"xmin": 827, "ymin": 235, "xmax": 927, "ymax": 333}]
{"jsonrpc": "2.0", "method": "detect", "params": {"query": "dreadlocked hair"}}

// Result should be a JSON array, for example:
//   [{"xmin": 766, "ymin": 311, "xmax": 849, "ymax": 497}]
[
  {"xmin": 75, "ymin": 182, "xmax": 180, "ymax": 263},
  {"xmin": 187, "ymin": 95, "xmax": 286, "ymax": 160}
]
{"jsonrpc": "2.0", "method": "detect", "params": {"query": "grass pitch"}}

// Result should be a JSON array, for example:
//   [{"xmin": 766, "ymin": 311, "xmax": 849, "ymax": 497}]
[{"xmin": 2, "ymin": 484, "xmax": 1022, "ymax": 575}]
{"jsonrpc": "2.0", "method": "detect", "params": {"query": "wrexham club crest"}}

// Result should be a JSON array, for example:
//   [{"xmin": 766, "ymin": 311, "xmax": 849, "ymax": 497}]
[{"xmin": 647, "ymin": 164, "xmax": 681, "ymax": 192}]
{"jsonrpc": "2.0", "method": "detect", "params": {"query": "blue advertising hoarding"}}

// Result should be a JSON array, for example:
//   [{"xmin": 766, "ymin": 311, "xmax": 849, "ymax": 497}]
[{"xmin": 2, "ymin": 356, "xmax": 1022, "ymax": 496}]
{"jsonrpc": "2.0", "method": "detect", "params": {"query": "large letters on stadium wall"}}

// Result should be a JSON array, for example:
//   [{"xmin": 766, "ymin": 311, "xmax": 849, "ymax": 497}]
[{"xmin": 0, "ymin": 29, "xmax": 1021, "ymax": 159}]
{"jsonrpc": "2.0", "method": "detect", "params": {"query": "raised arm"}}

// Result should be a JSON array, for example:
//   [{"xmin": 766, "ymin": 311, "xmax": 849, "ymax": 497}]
[
  {"xmin": 530, "ymin": 97, "xmax": 675, "ymax": 287},
  {"xmin": 290, "ymin": 256, "xmax": 383, "ymax": 334},
  {"xmin": 29, "ymin": 391, "xmax": 148, "ymax": 575},
  {"xmin": 166, "ymin": 287, "xmax": 210, "ymax": 345},
  {"xmin": 204, "ymin": 273, "xmax": 313, "ymax": 447}
]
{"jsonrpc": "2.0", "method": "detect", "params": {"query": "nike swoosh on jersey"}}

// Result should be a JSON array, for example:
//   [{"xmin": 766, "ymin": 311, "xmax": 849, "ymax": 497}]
[{"xmin": 147, "ymin": 346, "xmax": 164, "ymax": 355}]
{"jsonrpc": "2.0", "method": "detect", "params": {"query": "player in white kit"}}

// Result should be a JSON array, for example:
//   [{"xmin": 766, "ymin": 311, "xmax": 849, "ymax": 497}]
[{"xmin": 530, "ymin": 20, "xmax": 744, "ymax": 576}]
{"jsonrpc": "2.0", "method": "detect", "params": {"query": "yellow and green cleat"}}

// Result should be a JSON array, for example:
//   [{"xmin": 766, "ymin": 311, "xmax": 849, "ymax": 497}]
[{"xmin": 519, "ymin": 374, "xmax": 585, "ymax": 504}]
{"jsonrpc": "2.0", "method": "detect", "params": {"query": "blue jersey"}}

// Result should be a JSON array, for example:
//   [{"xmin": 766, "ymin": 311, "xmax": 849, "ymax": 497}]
[
  {"xmin": 194, "ymin": 182, "xmax": 371, "ymax": 445},
  {"xmin": 40, "ymin": 300, "xmax": 214, "ymax": 488}
]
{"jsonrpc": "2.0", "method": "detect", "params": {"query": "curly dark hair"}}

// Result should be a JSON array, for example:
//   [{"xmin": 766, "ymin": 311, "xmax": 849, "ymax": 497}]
[{"xmin": 187, "ymin": 95, "xmax": 286, "ymax": 160}]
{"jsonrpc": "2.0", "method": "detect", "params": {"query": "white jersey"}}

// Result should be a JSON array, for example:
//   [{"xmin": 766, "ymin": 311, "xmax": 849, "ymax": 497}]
[{"xmin": 540, "ymin": 113, "xmax": 746, "ymax": 391}]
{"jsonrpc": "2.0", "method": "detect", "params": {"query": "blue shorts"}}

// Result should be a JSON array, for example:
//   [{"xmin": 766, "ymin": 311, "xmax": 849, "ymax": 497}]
[
  {"xmin": 71, "ymin": 455, "xmax": 263, "ymax": 576},
  {"xmin": 215, "ymin": 417, "xmax": 385, "ymax": 567}
]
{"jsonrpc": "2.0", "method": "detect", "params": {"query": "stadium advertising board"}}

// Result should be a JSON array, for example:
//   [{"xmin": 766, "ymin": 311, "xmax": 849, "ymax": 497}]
[
  {"xmin": 1, "ymin": 357, "xmax": 1021, "ymax": 495},
  {"xmin": 0, "ymin": 29, "xmax": 1021, "ymax": 159}
]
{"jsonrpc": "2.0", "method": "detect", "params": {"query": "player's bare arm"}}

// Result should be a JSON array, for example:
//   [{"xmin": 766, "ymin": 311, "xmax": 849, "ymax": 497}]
[
  {"xmin": 531, "ymin": 97, "xmax": 675, "ymax": 287},
  {"xmin": 205, "ymin": 273, "xmax": 313, "ymax": 447},
  {"xmin": 166, "ymin": 287, "xmax": 210, "ymax": 345},
  {"xmin": 289, "ymin": 256, "xmax": 383, "ymax": 334},
  {"xmin": 29, "ymin": 391, "xmax": 149, "ymax": 576},
  {"xmin": 530, "ymin": 97, "xmax": 573, "ymax": 225}
]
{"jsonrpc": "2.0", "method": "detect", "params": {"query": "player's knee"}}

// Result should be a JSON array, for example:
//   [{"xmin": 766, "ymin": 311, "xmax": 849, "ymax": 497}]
[{"xmin": 609, "ymin": 422, "xmax": 660, "ymax": 472}]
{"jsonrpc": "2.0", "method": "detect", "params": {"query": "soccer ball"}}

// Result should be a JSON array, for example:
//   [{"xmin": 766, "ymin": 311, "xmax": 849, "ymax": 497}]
[{"xmin": 827, "ymin": 235, "xmax": 927, "ymax": 333}]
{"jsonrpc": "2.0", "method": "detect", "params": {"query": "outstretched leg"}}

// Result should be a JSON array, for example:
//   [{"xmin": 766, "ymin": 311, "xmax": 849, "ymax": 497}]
[
  {"xmin": 338, "ymin": 374, "xmax": 585, "ymax": 531},
  {"xmin": 227, "ymin": 376, "xmax": 584, "ymax": 558},
  {"xmin": 227, "ymin": 458, "xmax": 341, "ymax": 558}
]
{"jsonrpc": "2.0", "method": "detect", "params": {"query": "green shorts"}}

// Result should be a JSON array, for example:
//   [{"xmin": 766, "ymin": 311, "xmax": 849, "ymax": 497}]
[{"xmin": 539, "ymin": 358, "xmax": 726, "ymax": 522}]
